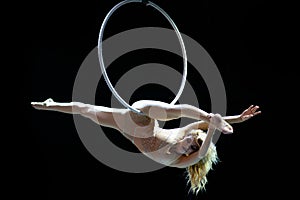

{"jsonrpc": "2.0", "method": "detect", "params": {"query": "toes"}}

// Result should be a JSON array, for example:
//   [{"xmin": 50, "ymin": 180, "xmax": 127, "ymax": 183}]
[
  {"xmin": 31, "ymin": 102, "xmax": 42, "ymax": 106},
  {"xmin": 223, "ymin": 124, "xmax": 233, "ymax": 134},
  {"xmin": 210, "ymin": 113, "xmax": 233, "ymax": 134},
  {"xmin": 210, "ymin": 114, "xmax": 222, "ymax": 126},
  {"xmin": 45, "ymin": 98, "xmax": 53, "ymax": 103}
]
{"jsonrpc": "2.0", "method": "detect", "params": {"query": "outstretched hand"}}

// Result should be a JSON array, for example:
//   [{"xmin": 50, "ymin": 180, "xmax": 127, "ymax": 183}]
[{"xmin": 240, "ymin": 105, "xmax": 261, "ymax": 122}]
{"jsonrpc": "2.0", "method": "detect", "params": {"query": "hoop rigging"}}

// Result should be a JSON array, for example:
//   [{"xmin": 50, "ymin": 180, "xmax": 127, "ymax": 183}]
[{"xmin": 98, "ymin": 0, "xmax": 187, "ymax": 115}]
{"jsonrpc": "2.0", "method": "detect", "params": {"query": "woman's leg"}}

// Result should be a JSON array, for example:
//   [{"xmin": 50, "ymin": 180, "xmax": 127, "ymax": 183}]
[
  {"xmin": 132, "ymin": 100, "xmax": 232, "ymax": 133},
  {"xmin": 132, "ymin": 100, "xmax": 212, "ymax": 122},
  {"xmin": 31, "ymin": 98, "xmax": 82, "ymax": 114},
  {"xmin": 31, "ymin": 98, "xmax": 123, "ymax": 130}
]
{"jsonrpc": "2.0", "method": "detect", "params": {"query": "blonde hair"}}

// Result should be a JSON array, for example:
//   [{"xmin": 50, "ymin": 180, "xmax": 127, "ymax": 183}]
[{"xmin": 186, "ymin": 129, "xmax": 219, "ymax": 194}]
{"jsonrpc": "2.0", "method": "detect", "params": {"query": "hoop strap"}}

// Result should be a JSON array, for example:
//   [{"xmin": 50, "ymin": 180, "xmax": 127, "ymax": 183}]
[
  {"xmin": 141, "ymin": 0, "xmax": 149, "ymax": 5},
  {"xmin": 98, "ymin": 0, "xmax": 187, "ymax": 115}
]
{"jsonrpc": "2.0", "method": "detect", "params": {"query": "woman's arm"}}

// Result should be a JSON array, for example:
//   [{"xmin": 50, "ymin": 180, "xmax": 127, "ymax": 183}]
[
  {"xmin": 133, "ymin": 100, "xmax": 261, "ymax": 123},
  {"xmin": 133, "ymin": 100, "xmax": 233, "ymax": 133},
  {"xmin": 31, "ymin": 98, "xmax": 126, "ymax": 130},
  {"xmin": 180, "ymin": 105, "xmax": 261, "ymax": 134},
  {"xmin": 223, "ymin": 105, "xmax": 261, "ymax": 124},
  {"xmin": 170, "ymin": 106, "xmax": 262, "ymax": 168}
]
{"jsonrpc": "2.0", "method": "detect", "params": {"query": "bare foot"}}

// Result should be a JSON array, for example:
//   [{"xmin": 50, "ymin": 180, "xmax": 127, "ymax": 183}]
[
  {"xmin": 31, "ymin": 98, "xmax": 54, "ymax": 109},
  {"xmin": 210, "ymin": 113, "xmax": 233, "ymax": 134}
]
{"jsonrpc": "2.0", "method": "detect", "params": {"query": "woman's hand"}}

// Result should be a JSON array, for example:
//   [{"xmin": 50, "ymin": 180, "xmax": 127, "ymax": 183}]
[{"xmin": 239, "ymin": 105, "xmax": 261, "ymax": 122}]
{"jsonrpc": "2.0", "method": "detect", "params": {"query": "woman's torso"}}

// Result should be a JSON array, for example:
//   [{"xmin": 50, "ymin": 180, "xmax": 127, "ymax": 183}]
[{"xmin": 121, "ymin": 111, "xmax": 184, "ymax": 166}]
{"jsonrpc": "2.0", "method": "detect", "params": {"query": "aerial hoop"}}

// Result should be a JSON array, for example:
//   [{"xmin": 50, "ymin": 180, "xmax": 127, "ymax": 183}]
[{"xmin": 98, "ymin": 0, "xmax": 187, "ymax": 115}]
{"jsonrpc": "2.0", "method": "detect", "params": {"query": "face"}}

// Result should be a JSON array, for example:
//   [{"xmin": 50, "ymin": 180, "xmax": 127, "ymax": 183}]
[{"xmin": 176, "ymin": 135, "xmax": 202, "ymax": 156}]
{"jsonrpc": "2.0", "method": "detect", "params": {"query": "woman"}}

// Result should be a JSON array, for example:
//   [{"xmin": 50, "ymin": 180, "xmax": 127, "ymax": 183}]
[{"xmin": 31, "ymin": 98, "xmax": 261, "ymax": 193}]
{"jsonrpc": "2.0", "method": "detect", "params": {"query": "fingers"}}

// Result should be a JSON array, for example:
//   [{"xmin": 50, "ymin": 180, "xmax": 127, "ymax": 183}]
[
  {"xmin": 246, "ymin": 105, "xmax": 261, "ymax": 118},
  {"xmin": 243, "ymin": 105, "xmax": 253, "ymax": 113},
  {"xmin": 248, "ymin": 105, "xmax": 254, "ymax": 110},
  {"xmin": 251, "ymin": 105, "xmax": 259, "ymax": 111},
  {"xmin": 241, "ymin": 105, "xmax": 261, "ymax": 121},
  {"xmin": 251, "ymin": 105, "xmax": 261, "ymax": 115},
  {"xmin": 253, "ymin": 110, "xmax": 262, "ymax": 116},
  {"xmin": 246, "ymin": 105, "xmax": 261, "ymax": 113}
]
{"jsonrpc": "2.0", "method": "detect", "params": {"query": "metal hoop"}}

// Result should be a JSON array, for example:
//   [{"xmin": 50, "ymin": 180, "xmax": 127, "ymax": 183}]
[{"xmin": 98, "ymin": 0, "xmax": 187, "ymax": 115}]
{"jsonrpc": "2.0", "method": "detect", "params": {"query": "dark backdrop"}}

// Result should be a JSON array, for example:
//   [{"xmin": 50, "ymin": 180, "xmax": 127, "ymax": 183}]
[{"xmin": 21, "ymin": 0, "xmax": 295, "ymax": 199}]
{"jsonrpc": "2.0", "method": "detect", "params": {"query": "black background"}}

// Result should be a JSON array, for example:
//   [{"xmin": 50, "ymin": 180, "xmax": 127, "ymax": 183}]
[{"xmin": 20, "ymin": 0, "xmax": 296, "ymax": 199}]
